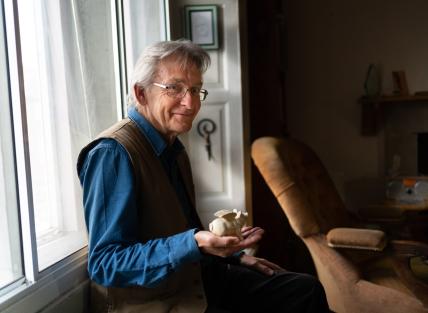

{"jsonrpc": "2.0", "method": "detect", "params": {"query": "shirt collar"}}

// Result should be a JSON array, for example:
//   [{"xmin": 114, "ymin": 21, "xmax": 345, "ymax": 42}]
[{"xmin": 127, "ymin": 106, "xmax": 184, "ymax": 157}]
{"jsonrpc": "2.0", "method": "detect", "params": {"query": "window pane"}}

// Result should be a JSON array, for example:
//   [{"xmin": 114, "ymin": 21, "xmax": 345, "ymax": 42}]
[
  {"xmin": 124, "ymin": 0, "xmax": 168, "ymax": 85},
  {"xmin": 17, "ymin": 0, "xmax": 118, "ymax": 269},
  {"xmin": 125, "ymin": 0, "xmax": 167, "ymax": 63},
  {"xmin": 0, "ymin": 1, "xmax": 23, "ymax": 289}
]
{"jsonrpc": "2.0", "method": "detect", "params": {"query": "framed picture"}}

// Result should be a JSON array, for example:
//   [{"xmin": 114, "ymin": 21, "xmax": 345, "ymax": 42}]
[{"xmin": 184, "ymin": 5, "xmax": 219, "ymax": 50}]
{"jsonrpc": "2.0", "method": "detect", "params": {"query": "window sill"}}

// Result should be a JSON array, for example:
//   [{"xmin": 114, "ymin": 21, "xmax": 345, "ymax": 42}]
[
  {"xmin": 38, "ymin": 230, "xmax": 87, "ymax": 270},
  {"xmin": 0, "ymin": 247, "xmax": 88, "ymax": 313}
]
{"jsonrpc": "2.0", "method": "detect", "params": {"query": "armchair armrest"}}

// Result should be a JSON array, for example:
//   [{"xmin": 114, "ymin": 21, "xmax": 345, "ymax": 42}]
[{"xmin": 327, "ymin": 227, "xmax": 387, "ymax": 251}]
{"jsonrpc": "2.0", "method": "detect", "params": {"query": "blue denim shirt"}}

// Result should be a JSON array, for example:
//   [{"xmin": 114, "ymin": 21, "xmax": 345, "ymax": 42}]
[{"xmin": 78, "ymin": 106, "xmax": 202, "ymax": 287}]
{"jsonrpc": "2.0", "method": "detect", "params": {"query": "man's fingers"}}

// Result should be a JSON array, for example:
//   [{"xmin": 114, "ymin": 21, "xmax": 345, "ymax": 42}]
[
  {"xmin": 240, "ymin": 226, "xmax": 253, "ymax": 234},
  {"xmin": 241, "ymin": 226, "xmax": 264, "ymax": 237},
  {"xmin": 259, "ymin": 258, "xmax": 284, "ymax": 271},
  {"xmin": 240, "ymin": 254, "xmax": 285, "ymax": 276},
  {"xmin": 256, "ymin": 263, "xmax": 274, "ymax": 276},
  {"xmin": 240, "ymin": 230, "xmax": 263, "ymax": 246},
  {"xmin": 248, "ymin": 257, "xmax": 275, "ymax": 276},
  {"xmin": 195, "ymin": 231, "xmax": 244, "ymax": 257},
  {"xmin": 195, "ymin": 228, "xmax": 268, "ymax": 258}
]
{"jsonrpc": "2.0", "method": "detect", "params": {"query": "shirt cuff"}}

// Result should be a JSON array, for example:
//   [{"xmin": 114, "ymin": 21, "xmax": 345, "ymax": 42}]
[{"xmin": 168, "ymin": 229, "xmax": 202, "ymax": 268}]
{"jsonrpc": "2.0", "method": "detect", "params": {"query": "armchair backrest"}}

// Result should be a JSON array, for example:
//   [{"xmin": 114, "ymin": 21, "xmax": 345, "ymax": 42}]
[{"xmin": 251, "ymin": 137, "xmax": 352, "ymax": 237}]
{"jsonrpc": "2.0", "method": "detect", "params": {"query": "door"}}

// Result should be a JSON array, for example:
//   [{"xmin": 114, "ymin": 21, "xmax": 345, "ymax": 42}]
[{"xmin": 169, "ymin": 0, "xmax": 250, "ymax": 228}]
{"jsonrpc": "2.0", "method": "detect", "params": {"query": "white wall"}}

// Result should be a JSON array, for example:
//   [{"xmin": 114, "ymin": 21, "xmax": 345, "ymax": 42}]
[{"xmin": 285, "ymin": 0, "xmax": 428, "ymax": 211}]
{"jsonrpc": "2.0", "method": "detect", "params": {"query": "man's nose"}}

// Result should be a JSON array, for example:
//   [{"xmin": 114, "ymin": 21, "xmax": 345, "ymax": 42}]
[{"xmin": 180, "ymin": 90, "xmax": 195, "ymax": 107}]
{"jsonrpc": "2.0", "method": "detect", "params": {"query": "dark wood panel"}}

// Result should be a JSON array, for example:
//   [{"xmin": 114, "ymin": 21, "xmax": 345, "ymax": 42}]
[{"xmin": 247, "ymin": 0, "xmax": 315, "ymax": 274}]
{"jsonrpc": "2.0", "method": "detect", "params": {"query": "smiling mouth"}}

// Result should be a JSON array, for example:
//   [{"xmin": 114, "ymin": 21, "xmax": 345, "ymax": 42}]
[{"xmin": 173, "ymin": 112, "xmax": 193, "ymax": 116}]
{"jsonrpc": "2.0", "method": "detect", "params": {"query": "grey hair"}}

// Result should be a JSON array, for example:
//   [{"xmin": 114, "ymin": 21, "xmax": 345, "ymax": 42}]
[{"xmin": 128, "ymin": 39, "xmax": 211, "ymax": 106}]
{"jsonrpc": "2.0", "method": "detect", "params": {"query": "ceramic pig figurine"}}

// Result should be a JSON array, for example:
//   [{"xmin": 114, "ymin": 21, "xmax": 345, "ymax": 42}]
[{"xmin": 209, "ymin": 209, "xmax": 248, "ymax": 239}]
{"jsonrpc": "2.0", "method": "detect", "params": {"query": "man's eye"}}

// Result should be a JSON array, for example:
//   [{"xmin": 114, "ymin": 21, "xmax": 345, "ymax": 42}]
[
  {"xmin": 167, "ymin": 84, "xmax": 181, "ymax": 92},
  {"xmin": 189, "ymin": 87, "xmax": 201, "ymax": 94}
]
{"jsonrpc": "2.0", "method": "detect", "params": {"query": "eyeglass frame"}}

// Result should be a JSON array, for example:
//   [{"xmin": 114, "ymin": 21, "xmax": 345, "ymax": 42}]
[{"xmin": 152, "ymin": 82, "xmax": 208, "ymax": 101}]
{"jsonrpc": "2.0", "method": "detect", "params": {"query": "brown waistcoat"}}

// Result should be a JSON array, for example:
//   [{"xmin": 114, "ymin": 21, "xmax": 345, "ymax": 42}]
[{"xmin": 77, "ymin": 118, "xmax": 207, "ymax": 313}]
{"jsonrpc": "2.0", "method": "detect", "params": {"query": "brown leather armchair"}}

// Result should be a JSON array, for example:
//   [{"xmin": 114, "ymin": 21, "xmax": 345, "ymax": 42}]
[{"xmin": 251, "ymin": 136, "xmax": 428, "ymax": 313}]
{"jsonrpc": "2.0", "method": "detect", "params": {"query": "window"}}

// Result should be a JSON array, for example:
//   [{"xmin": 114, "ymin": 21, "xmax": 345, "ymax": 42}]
[
  {"xmin": 0, "ymin": 0, "xmax": 123, "ymax": 309},
  {"xmin": 122, "ymin": 0, "xmax": 169, "ymax": 83},
  {"xmin": 16, "ymin": 0, "xmax": 119, "ymax": 270},
  {"xmin": 0, "ymin": 0, "xmax": 169, "ymax": 311}
]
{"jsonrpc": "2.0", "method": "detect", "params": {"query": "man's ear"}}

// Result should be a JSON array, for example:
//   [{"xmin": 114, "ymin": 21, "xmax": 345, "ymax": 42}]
[{"xmin": 134, "ymin": 85, "xmax": 146, "ymax": 105}]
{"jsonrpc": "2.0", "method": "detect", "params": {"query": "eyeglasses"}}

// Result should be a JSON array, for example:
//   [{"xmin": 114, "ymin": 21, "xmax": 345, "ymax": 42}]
[{"xmin": 153, "ymin": 82, "xmax": 208, "ymax": 101}]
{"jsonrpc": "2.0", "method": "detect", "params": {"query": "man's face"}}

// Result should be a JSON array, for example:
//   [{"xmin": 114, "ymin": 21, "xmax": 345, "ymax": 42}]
[{"xmin": 137, "ymin": 57, "xmax": 203, "ymax": 143}]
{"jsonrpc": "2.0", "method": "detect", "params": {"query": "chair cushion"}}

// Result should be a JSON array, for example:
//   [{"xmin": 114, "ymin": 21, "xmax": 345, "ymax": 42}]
[{"xmin": 327, "ymin": 227, "xmax": 387, "ymax": 251}]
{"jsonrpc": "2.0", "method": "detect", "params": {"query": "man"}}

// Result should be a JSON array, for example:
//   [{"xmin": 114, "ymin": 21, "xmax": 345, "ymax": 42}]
[{"xmin": 77, "ymin": 40, "xmax": 330, "ymax": 313}]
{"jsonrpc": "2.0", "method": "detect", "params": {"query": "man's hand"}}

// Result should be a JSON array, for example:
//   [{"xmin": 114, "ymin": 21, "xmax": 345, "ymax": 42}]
[
  {"xmin": 239, "ymin": 254, "xmax": 285, "ymax": 276},
  {"xmin": 194, "ymin": 227, "xmax": 264, "ymax": 257}
]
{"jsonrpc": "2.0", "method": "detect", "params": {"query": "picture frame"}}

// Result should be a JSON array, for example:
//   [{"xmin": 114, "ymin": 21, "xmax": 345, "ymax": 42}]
[
  {"xmin": 184, "ymin": 5, "xmax": 219, "ymax": 50},
  {"xmin": 392, "ymin": 70, "xmax": 409, "ymax": 96}
]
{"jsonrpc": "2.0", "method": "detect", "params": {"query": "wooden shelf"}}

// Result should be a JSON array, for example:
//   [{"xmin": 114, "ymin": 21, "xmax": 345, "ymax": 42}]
[
  {"xmin": 377, "ymin": 95, "xmax": 428, "ymax": 104},
  {"xmin": 360, "ymin": 95, "xmax": 428, "ymax": 136},
  {"xmin": 369, "ymin": 199, "xmax": 428, "ymax": 211}
]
